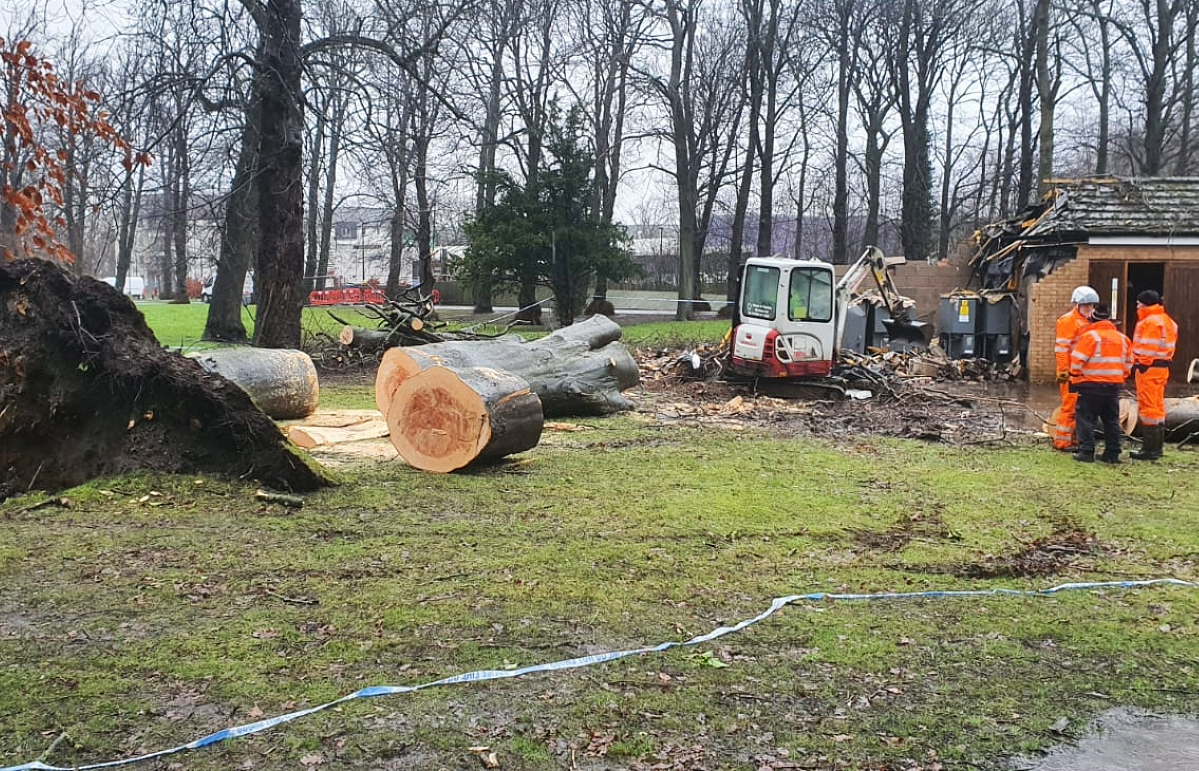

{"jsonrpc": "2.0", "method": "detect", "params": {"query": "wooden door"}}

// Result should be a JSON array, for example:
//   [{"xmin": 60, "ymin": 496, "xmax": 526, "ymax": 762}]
[{"xmin": 1163, "ymin": 263, "xmax": 1199, "ymax": 383}]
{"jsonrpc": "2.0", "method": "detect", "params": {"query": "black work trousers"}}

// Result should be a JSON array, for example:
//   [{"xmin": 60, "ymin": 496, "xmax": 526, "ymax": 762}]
[{"xmin": 1075, "ymin": 391, "xmax": 1122, "ymax": 456}]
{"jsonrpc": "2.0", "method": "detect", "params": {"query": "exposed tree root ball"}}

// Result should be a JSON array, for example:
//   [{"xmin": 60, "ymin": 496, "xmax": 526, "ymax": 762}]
[{"xmin": 0, "ymin": 259, "xmax": 334, "ymax": 501}]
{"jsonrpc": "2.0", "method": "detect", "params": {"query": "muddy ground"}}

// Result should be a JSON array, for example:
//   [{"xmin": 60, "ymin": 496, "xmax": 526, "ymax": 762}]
[{"xmin": 317, "ymin": 349, "xmax": 1048, "ymax": 451}]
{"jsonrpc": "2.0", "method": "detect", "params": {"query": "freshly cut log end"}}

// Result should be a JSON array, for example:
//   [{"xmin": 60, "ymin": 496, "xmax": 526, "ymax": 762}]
[
  {"xmin": 376, "ymin": 346, "xmax": 433, "ymax": 414},
  {"xmin": 387, "ymin": 365, "xmax": 543, "ymax": 472}
]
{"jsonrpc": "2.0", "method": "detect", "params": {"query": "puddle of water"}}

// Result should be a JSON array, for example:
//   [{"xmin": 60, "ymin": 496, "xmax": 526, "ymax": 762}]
[{"xmin": 1008, "ymin": 708, "xmax": 1199, "ymax": 770}]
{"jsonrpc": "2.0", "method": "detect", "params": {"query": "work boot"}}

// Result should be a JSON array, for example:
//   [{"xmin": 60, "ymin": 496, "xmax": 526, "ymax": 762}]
[
  {"xmin": 1072, "ymin": 450, "xmax": 1094, "ymax": 463},
  {"xmin": 1099, "ymin": 449, "xmax": 1121, "ymax": 464},
  {"xmin": 1129, "ymin": 426, "xmax": 1163, "ymax": 461}
]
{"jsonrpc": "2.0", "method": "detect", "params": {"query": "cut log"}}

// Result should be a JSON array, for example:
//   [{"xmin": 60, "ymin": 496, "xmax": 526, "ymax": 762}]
[
  {"xmin": 1162, "ymin": 396, "xmax": 1199, "ymax": 440},
  {"xmin": 339, "ymin": 326, "xmax": 392, "ymax": 350},
  {"xmin": 386, "ymin": 365, "xmax": 543, "ymax": 472},
  {"xmin": 375, "ymin": 314, "xmax": 639, "ymax": 418},
  {"xmin": 188, "ymin": 348, "xmax": 319, "ymax": 420},
  {"xmin": 339, "ymin": 318, "xmax": 424, "ymax": 350}
]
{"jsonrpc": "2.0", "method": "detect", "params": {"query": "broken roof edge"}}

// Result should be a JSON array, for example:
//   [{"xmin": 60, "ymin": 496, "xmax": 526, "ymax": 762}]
[
  {"xmin": 1029, "ymin": 176, "xmax": 1199, "ymax": 238},
  {"xmin": 972, "ymin": 175, "xmax": 1199, "ymax": 271}
]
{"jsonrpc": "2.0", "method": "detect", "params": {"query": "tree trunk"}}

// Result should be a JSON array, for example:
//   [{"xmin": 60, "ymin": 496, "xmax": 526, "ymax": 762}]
[
  {"xmin": 375, "ymin": 314, "xmax": 638, "ymax": 419},
  {"xmin": 172, "ymin": 120, "xmax": 191, "ymax": 300},
  {"xmin": 304, "ymin": 97, "xmax": 327, "ymax": 294},
  {"xmin": 1034, "ymin": 0, "xmax": 1054, "ymax": 197},
  {"xmin": 386, "ymin": 365, "xmax": 543, "ymax": 472},
  {"xmin": 316, "ymin": 95, "xmax": 345, "ymax": 289},
  {"xmin": 203, "ymin": 118, "xmax": 257, "ymax": 342},
  {"xmin": 253, "ymin": 0, "xmax": 306, "ymax": 350},
  {"xmin": 832, "ymin": 0, "xmax": 851, "ymax": 264},
  {"xmin": 115, "ymin": 163, "xmax": 145, "ymax": 294},
  {"xmin": 188, "ymin": 347, "xmax": 320, "ymax": 420}
]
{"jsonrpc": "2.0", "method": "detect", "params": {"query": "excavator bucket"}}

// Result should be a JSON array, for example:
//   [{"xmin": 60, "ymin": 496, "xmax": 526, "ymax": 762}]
[{"xmin": 881, "ymin": 317, "xmax": 932, "ymax": 351}]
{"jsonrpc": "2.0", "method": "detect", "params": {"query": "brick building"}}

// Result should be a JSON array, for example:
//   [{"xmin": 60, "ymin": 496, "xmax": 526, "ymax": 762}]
[{"xmin": 971, "ymin": 177, "xmax": 1199, "ymax": 384}]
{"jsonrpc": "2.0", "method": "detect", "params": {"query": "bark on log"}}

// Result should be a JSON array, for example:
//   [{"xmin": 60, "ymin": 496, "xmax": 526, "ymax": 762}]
[
  {"xmin": 375, "ymin": 314, "xmax": 639, "ymax": 418},
  {"xmin": 1114, "ymin": 396, "xmax": 1199, "ymax": 439},
  {"xmin": 386, "ymin": 365, "xmax": 543, "ymax": 472},
  {"xmin": 340, "ymin": 326, "xmax": 391, "ymax": 349},
  {"xmin": 188, "ymin": 348, "xmax": 319, "ymax": 420},
  {"xmin": 1162, "ymin": 396, "xmax": 1199, "ymax": 440}
]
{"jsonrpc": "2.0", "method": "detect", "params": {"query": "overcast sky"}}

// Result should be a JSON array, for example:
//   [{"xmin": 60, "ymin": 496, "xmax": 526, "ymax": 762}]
[{"xmin": 2, "ymin": 0, "xmax": 126, "ymax": 48}]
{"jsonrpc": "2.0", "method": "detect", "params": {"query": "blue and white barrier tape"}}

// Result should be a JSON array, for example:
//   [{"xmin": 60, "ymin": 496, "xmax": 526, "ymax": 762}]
[{"xmin": 4, "ymin": 578, "xmax": 1195, "ymax": 771}]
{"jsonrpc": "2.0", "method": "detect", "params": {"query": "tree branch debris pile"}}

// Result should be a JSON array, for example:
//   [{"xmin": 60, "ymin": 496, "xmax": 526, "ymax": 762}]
[{"xmin": 306, "ymin": 286, "xmax": 530, "ymax": 370}]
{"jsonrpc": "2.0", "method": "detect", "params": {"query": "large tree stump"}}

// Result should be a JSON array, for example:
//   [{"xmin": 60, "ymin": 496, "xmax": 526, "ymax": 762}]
[
  {"xmin": 188, "ymin": 347, "xmax": 319, "ymax": 419},
  {"xmin": 375, "ymin": 315, "xmax": 640, "ymax": 418},
  {"xmin": 0, "ymin": 259, "xmax": 333, "ymax": 501},
  {"xmin": 386, "ymin": 365, "xmax": 543, "ymax": 472}
]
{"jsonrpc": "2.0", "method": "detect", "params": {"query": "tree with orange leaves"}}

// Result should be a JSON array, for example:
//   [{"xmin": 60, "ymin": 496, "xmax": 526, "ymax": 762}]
[{"xmin": 1, "ymin": 37, "xmax": 148, "ymax": 263}]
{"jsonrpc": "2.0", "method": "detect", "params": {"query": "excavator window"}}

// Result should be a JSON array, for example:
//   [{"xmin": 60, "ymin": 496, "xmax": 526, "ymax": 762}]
[
  {"xmin": 741, "ymin": 264, "xmax": 780, "ymax": 320},
  {"xmin": 789, "ymin": 267, "xmax": 833, "ymax": 322}
]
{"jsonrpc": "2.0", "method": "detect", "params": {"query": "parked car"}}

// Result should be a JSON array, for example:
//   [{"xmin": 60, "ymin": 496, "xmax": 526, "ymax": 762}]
[
  {"xmin": 101, "ymin": 276, "xmax": 146, "ymax": 300},
  {"xmin": 201, "ymin": 272, "xmax": 255, "ymax": 303}
]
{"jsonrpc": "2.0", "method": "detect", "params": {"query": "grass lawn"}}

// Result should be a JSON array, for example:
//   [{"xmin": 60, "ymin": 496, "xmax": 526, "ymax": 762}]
[
  {"xmin": 2, "ymin": 305, "xmax": 1197, "ymax": 770},
  {"xmin": 138, "ymin": 300, "xmax": 732, "ymax": 353},
  {"xmin": 138, "ymin": 302, "xmax": 382, "ymax": 351}
]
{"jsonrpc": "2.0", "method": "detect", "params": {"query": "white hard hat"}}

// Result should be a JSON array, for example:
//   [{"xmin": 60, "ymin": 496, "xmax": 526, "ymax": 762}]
[{"xmin": 1070, "ymin": 285, "xmax": 1100, "ymax": 304}]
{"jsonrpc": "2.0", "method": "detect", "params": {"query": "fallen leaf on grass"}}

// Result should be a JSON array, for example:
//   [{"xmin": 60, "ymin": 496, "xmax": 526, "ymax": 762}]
[{"xmin": 298, "ymin": 754, "xmax": 323, "ymax": 766}]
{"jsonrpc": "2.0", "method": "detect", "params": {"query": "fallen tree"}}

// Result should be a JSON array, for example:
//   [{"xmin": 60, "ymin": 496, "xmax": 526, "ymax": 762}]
[
  {"xmin": 0, "ymin": 259, "xmax": 334, "ymax": 501},
  {"xmin": 385, "ymin": 365, "xmax": 543, "ymax": 472},
  {"xmin": 374, "ymin": 314, "xmax": 640, "ymax": 419}
]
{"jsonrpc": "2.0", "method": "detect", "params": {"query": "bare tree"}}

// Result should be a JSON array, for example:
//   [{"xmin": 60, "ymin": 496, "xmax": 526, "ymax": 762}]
[
  {"xmin": 564, "ymin": 0, "xmax": 650, "ymax": 309},
  {"xmin": 890, "ymin": 0, "xmax": 980, "ymax": 261},
  {"xmin": 1104, "ymin": 0, "xmax": 1198, "ymax": 174},
  {"xmin": 642, "ymin": 0, "xmax": 745, "ymax": 319}
]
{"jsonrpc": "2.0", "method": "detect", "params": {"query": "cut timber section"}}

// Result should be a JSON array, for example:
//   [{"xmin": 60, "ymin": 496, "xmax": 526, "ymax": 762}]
[
  {"xmin": 375, "ymin": 314, "xmax": 639, "ymax": 419},
  {"xmin": 386, "ymin": 365, "xmax": 543, "ymax": 472},
  {"xmin": 189, "ymin": 347, "xmax": 319, "ymax": 420}
]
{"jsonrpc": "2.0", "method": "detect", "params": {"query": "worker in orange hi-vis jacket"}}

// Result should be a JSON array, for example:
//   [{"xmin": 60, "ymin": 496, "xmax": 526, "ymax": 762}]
[
  {"xmin": 1129, "ymin": 289, "xmax": 1179, "ymax": 461},
  {"xmin": 1053, "ymin": 285, "xmax": 1099, "ymax": 450},
  {"xmin": 1068, "ymin": 304, "xmax": 1132, "ymax": 464}
]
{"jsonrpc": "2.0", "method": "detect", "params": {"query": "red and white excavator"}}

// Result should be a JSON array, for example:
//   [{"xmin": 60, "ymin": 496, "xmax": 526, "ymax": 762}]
[{"xmin": 728, "ymin": 246, "xmax": 929, "ymax": 380}]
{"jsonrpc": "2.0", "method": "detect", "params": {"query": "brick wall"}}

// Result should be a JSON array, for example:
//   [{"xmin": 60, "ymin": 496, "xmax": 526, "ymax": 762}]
[
  {"xmin": 833, "ymin": 261, "xmax": 973, "ymax": 326},
  {"xmin": 1028, "ymin": 257, "xmax": 1090, "ymax": 383},
  {"xmin": 889, "ymin": 262, "xmax": 975, "ymax": 325}
]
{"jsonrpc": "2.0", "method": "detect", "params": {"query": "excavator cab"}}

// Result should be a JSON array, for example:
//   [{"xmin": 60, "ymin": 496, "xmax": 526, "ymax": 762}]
[
  {"xmin": 730, "ymin": 257, "xmax": 839, "ymax": 378},
  {"xmin": 729, "ymin": 247, "xmax": 930, "ymax": 380}
]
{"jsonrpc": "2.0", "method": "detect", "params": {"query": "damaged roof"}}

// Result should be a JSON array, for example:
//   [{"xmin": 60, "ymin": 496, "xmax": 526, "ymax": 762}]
[
  {"xmin": 1026, "ymin": 177, "xmax": 1199, "ymax": 237},
  {"xmin": 969, "ymin": 177, "xmax": 1199, "ymax": 290}
]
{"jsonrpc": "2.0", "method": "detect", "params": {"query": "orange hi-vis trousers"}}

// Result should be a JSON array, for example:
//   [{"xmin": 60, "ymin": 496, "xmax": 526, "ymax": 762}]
[
  {"xmin": 1136, "ymin": 367, "xmax": 1169, "ymax": 426},
  {"xmin": 1054, "ymin": 382, "xmax": 1078, "ymax": 449}
]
